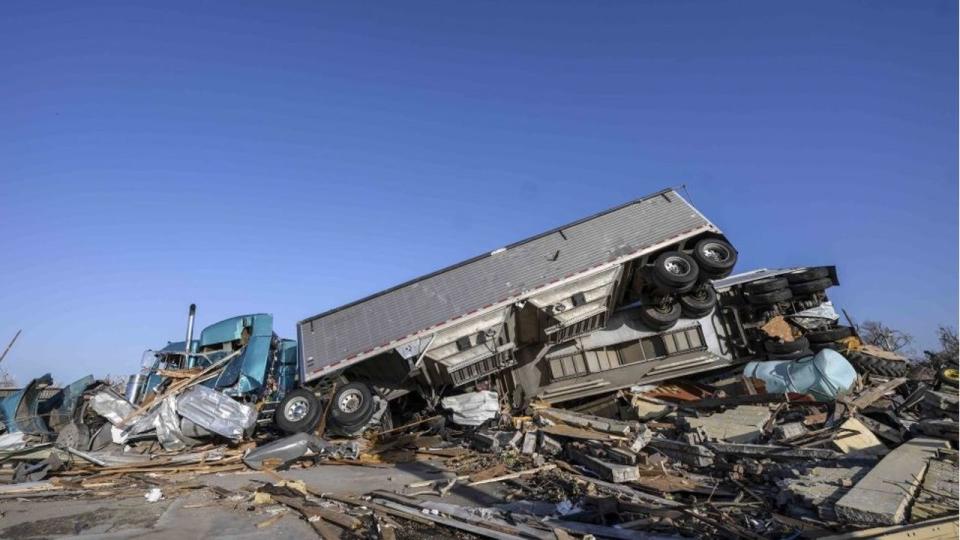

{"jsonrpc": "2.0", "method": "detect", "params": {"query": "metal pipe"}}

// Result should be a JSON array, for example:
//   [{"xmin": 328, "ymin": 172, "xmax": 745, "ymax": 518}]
[{"xmin": 184, "ymin": 304, "xmax": 197, "ymax": 363}]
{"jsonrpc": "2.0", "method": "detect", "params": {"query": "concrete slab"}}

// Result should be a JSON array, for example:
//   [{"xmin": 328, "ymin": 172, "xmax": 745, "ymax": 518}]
[
  {"xmin": 680, "ymin": 405, "xmax": 772, "ymax": 443},
  {"xmin": 911, "ymin": 458, "xmax": 959, "ymax": 522},
  {"xmin": 831, "ymin": 417, "xmax": 886, "ymax": 456},
  {"xmin": 778, "ymin": 466, "xmax": 869, "ymax": 521},
  {"xmin": 834, "ymin": 437, "xmax": 950, "ymax": 526}
]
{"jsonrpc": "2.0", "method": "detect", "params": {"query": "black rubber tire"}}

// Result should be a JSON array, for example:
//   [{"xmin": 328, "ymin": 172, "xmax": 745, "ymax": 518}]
[
  {"xmin": 330, "ymin": 381, "xmax": 375, "ymax": 427},
  {"xmin": 789, "ymin": 277, "xmax": 833, "ymax": 295},
  {"xmin": 649, "ymin": 251, "xmax": 700, "ymax": 292},
  {"xmin": 846, "ymin": 351, "xmax": 909, "ymax": 378},
  {"xmin": 638, "ymin": 299, "xmax": 682, "ymax": 331},
  {"xmin": 763, "ymin": 336, "xmax": 810, "ymax": 355},
  {"xmin": 744, "ymin": 277, "xmax": 789, "ymax": 295},
  {"xmin": 767, "ymin": 349, "xmax": 814, "ymax": 361},
  {"xmin": 275, "ymin": 388, "xmax": 322, "ymax": 434},
  {"xmin": 785, "ymin": 267, "xmax": 830, "ymax": 284},
  {"xmin": 692, "ymin": 239, "xmax": 738, "ymax": 278},
  {"xmin": 806, "ymin": 326, "xmax": 854, "ymax": 343},
  {"xmin": 679, "ymin": 284, "xmax": 717, "ymax": 318},
  {"xmin": 746, "ymin": 287, "xmax": 793, "ymax": 305},
  {"xmin": 55, "ymin": 421, "xmax": 91, "ymax": 451}
]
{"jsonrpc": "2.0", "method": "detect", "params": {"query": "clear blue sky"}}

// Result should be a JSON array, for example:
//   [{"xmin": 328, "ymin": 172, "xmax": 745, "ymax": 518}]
[{"xmin": 1, "ymin": 2, "xmax": 956, "ymax": 384}]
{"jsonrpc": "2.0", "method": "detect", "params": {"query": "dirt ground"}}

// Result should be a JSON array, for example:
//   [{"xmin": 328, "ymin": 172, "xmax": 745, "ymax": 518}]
[{"xmin": 0, "ymin": 459, "xmax": 506, "ymax": 539}]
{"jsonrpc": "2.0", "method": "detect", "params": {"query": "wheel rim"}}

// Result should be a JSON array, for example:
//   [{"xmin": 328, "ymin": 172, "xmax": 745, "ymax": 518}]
[
  {"xmin": 691, "ymin": 285, "xmax": 711, "ymax": 301},
  {"xmin": 663, "ymin": 256, "xmax": 691, "ymax": 277},
  {"xmin": 283, "ymin": 396, "xmax": 311, "ymax": 422},
  {"xmin": 700, "ymin": 242, "xmax": 730, "ymax": 263},
  {"xmin": 338, "ymin": 388, "xmax": 364, "ymax": 414},
  {"xmin": 944, "ymin": 368, "xmax": 959, "ymax": 382}
]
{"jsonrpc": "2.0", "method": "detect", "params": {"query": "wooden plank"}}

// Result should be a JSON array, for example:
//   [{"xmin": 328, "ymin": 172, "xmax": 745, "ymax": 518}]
[
  {"xmin": 467, "ymin": 464, "xmax": 556, "ymax": 486},
  {"xmin": 540, "ymin": 424, "xmax": 622, "ymax": 441},
  {"xmin": 848, "ymin": 377, "xmax": 908, "ymax": 410}
]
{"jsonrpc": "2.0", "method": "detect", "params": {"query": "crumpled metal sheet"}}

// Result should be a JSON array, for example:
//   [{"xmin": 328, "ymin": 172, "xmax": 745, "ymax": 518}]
[
  {"xmin": 90, "ymin": 390, "xmax": 135, "ymax": 426},
  {"xmin": 243, "ymin": 432, "xmax": 359, "ymax": 470},
  {"xmin": 175, "ymin": 385, "xmax": 256, "ymax": 440},
  {"xmin": 154, "ymin": 395, "xmax": 192, "ymax": 451},
  {"xmin": 1, "ymin": 373, "xmax": 54, "ymax": 435},
  {"xmin": 0, "ymin": 432, "xmax": 27, "ymax": 451},
  {"xmin": 441, "ymin": 390, "xmax": 499, "ymax": 426}
]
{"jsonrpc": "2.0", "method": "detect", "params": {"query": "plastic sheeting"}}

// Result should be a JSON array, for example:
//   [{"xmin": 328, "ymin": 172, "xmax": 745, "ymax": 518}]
[
  {"xmin": 176, "ymin": 385, "xmax": 256, "ymax": 440},
  {"xmin": 743, "ymin": 349, "xmax": 857, "ymax": 401},
  {"xmin": 441, "ymin": 390, "xmax": 500, "ymax": 426}
]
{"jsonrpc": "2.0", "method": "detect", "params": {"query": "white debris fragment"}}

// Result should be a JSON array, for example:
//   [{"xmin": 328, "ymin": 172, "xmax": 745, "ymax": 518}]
[
  {"xmin": 441, "ymin": 391, "xmax": 499, "ymax": 426},
  {"xmin": 144, "ymin": 487, "xmax": 164, "ymax": 502}
]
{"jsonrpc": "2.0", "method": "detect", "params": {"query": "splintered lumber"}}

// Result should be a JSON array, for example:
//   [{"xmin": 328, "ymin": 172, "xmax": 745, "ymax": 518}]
[
  {"xmin": 847, "ymin": 377, "xmax": 907, "ymax": 410},
  {"xmin": 467, "ymin": 463, "xmax": 556, "ymax": 486},
  {"xmin": 272, "ymin": 494, "xmax": 361, "ymax": 530},
  {"xmin": 834, "ymin": 437, "xmax": 950, "ymax": 526},
  {"xmin": 271, "ymin": 494, "xmax": 342, "ymax": 539},
  {"xmin": 415, "ymin": 499, "xmax": 553, "ymax": 539},
  {"xmin": 540, "ymin": 424, "xmax": 622, "ymax": 441},
  {"xmin": 371, "ymin": 497, "xmax": 526, "ymax": 540},
  {"xmin": 543, "ymin": 518, "xmax": 681, "ymax": 540},
  {"xmin": 120, "ymin": 349, "xmax": 242, "ymax": 425},
  {"xmin": 266, "ymin": 468, "xmax": 434, "ymax": 527},
  {"xmin": 569, "ymin": 472, "xmax": 682, "ymax": 508},
  {"xmin": 0, "ymin": 480, "xmax": 61, "ymax": 495}
]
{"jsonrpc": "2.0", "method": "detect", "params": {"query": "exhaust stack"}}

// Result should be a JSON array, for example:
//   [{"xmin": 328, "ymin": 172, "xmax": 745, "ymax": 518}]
[{"xmin": 184, "ymin": 304, "xmax": 197, "ymax": 361}]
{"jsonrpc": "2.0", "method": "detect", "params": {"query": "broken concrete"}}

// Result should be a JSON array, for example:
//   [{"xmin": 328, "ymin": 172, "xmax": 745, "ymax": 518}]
[
  {"xmin": 835, "ymin": 437, "xmax": 950, "ymax": 526},
  {"xmin": 678, "ymin": 405, "xmax": 772, "ymax": 443}
]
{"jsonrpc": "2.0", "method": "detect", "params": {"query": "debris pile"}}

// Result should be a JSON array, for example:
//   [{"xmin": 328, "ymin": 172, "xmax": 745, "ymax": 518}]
[{"xmin": 2, "ymin": 343, "xmax": 956, "ymax": 539}]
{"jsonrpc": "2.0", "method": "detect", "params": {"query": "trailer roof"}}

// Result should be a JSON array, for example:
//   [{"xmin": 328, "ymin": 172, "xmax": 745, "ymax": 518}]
[{"xmin": 299, "ymin": 188, "xmax": 719, "ymax": 377}]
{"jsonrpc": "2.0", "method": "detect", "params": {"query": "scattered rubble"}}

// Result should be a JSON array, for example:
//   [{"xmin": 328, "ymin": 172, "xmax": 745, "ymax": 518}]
[{"xmin": 1, "ymin": 346, "xmax": 956, "ymax": 538}]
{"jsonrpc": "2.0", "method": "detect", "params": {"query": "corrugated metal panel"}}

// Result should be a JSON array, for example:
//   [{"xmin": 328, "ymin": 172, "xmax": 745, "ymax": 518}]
[{"xmin": 299, "ymin": 189, "xmax": 717, "ymax": 378}]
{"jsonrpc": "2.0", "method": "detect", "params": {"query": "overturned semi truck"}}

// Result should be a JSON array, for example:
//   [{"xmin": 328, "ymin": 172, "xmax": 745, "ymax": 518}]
[
  {"xmin": 128, "ymin": 188, "xmax": 848, "ymax": 436},
  {"xmin": 284, "ymin": 189, "xmax": 841, "ymax": 434}
]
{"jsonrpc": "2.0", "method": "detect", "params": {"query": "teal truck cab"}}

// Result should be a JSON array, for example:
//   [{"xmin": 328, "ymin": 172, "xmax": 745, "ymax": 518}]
[{"xmin": 127, "ymin": 306, "xmax": 300, "ymax": 429}]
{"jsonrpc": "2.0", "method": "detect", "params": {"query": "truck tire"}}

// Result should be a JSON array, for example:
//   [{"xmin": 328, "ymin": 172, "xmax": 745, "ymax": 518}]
[
  {"xmin": 785, "ymin": 267, "xmax": 830, "ymax": 284},
  {"xmin": 638, "ymin": 298, "xmax": 682, "ymax": 331},
  {"xmin": 276, "ymin": 388, "xmax": 322, "ymax": 434},
  {"xmin": 763, "ymin": 336, "xmax": 810, "ymax": 356},
  {"xmin": 746, "ymin": 288, "xmax": 793, "ymax": 305},
  {"xmin": 744, "ymin": 277, "xmax": 789, "ymax": 295},
  {"xmin": 938, "ymin": 367, "xmax": 959, "ymax": 388},
  {"xmin": 330, "ymin": 381, "xmax": 375, "ymax": 427},
  {"xmin": 55, "ymin": 421, "xmax": 91, "ymax": 451},
  {"xmin": 679, "ymin": 284, "xmax": 717, "ymax": 318},
  {"xmin": 789, "ymin": 277, "xmax": 833, "ymax": 295},
  {"xmin": 650, "ymin": 252, "xmax": 699, "ymax": 293},
  {"xmin": 846, "ymin": 351, "xmax": 908, "ymax": 378},
  {"xmin": 806, "ymin": 326, "xmax": 854, "ymax": 343},
  {"xmin": 692, "ymin": 239, "xmax": 737, "ymax": 278}
]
